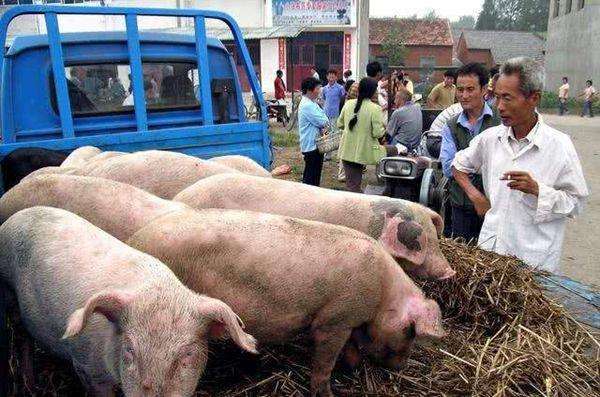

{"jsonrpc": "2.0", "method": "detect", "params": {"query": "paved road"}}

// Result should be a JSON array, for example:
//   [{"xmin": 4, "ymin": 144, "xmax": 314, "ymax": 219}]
[{"xmin": 543, "ymin": 114, "xmax": 600, "ymax": 287}]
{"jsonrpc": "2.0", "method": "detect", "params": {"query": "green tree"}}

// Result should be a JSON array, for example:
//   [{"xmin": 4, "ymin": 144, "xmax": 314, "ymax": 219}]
[
  {"xmin": 451, "ymin": 15, "xmax": 476, "ymax": 29},
  {"xmin": 476, "ymin": 0, "xmax": 549, "ymax": 31},
  {"xmin": 423, "ymin": 9, "xmax": 439, "ymax": 21},
  {"xmin": 516, "ymin": 0, "xmax": 549, "ymax": 31},
  {"xmin": 381, "ymin": 24, "xmax": 408, "ymax": 66},
  {"xmin": 475, "ymin": 0, "xmax": 499, "ymax": 29}
]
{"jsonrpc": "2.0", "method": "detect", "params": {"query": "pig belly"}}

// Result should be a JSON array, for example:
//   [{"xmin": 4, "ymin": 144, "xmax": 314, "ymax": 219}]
[{"xmin": 203, "ymin": 287, "xmax": 313, "ymax": 342}]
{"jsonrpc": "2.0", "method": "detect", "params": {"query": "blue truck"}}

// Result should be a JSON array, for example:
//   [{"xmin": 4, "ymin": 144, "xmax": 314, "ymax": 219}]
[
  {"xmin": 0, "ymin": 4, "xmax": 273, "ymax": 392},
  {"xmin": 0, "ymin": 5, "xmax": 272, "ymax": 196}
]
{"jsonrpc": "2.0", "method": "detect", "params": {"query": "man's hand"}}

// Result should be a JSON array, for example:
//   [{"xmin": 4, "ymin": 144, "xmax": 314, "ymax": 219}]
[
  {"xmin": 501, "ymin": 171, "xmax": 539, "ymax": 197},
  {"xmin": 470, "ymin": 193, "xmax": 491, "ymax": 218}
]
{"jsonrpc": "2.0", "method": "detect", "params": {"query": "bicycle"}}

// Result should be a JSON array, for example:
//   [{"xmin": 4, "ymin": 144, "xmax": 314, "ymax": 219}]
[{"xmin": 245, "ymin": 93, "xmax": 290, "ymax": 126}]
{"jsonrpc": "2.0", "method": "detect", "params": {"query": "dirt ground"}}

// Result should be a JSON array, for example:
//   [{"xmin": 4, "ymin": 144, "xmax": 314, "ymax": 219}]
[
  {"xmin": 270, "ymin": 113, "xmax": 600, "ymax": 287},
  {"xmin": 542, "ymin": 114, "xmax": 600, "ymax": 287}
]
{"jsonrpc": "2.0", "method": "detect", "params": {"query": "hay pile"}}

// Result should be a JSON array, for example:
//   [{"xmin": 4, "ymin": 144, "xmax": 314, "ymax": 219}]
[{"xmin": 6, "ymin": 240, "xmax": 600, "ymax": 396}]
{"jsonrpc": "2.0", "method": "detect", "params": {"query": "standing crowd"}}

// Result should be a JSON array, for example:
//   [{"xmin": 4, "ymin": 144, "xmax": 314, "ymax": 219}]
[{"xmin": 289, "ymin": 56, "xmax": 588, "ymax": 274}]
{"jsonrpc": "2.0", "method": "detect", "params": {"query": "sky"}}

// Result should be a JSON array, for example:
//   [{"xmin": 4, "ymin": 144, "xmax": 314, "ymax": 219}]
[{"xmin": 369, "ymin": 0, "xmax": 484, "ymax": 21}]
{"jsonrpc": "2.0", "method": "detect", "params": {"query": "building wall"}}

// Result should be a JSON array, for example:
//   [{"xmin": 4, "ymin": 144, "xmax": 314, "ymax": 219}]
[
  {"xmin": 456, "ymin": 34, "xmax": 469, "ymax": 64},
  {"xmin": 260, "ymin": 38, "xmax": 279, "ymax": 91},
  {"xmin": 545, "ymin": 0, "xmax": 600, "ymax": 93},
  {"xmin": 192, "ymin": 0, "xmax": 265, "ymax": 28},
  {"xmin": 456, "ymin": 35, "xmax": 494, "ymax": 68},
  {"xmin": 466, "ymin": 49, "xmax": 494, "ymax": 68},
  {"xmin": 370, "ymin": 44, "xmax": 453, "ymax": 84}
]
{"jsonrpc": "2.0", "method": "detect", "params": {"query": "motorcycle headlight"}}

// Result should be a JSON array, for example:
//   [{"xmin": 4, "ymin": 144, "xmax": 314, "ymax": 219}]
[{"xmin": 383, "ymin": 160, "xmax": 414, "ymax": 177}]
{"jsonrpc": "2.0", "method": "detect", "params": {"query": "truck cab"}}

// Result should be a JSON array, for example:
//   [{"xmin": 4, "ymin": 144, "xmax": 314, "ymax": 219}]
[{"xmin": 0, "ymin": 5, "xmax": 271, "ymax": 194}]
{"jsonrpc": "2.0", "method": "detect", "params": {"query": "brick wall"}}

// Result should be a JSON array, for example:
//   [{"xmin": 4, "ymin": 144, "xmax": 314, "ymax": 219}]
[
  {"xmin": 464, "ymin": 49, "xmax": 495, "ymax": 69},
  {"xmin": 370, "ymin": 44, "xmax": 453, "ymax": 84}
]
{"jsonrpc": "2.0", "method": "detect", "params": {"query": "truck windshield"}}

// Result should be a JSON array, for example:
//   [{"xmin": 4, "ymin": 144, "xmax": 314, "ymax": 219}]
[{"xmin": 52, "ymin": 61, "xmax": 200, "ymax": 116}]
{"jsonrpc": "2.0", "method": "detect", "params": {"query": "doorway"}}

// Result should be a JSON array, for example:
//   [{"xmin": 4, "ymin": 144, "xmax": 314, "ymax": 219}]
[{"xmin": 314, "ymin": 44, "xmax": 330, "ymax": 83}]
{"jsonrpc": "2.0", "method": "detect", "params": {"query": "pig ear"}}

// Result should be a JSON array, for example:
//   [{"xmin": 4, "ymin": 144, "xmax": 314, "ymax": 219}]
[
  {"xmin": 62, "ymin": 290, "xmax": 134, "ymax": 339},
  {"xmin": 426, "ymin": 208, "xmax": 444, "ymax": 237},
  {"xmin": 380, "ymin": 213, "xmax": 428, "ymax": 266},
  {"xmin": 197, "ymin": 297, "xmax": 258, "ymax": 354}
]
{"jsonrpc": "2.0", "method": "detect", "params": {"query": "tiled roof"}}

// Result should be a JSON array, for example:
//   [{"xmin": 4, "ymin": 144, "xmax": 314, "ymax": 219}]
[
  {"xmin": 460, "ymin": 29, "xmax": 546, "ymax": 63},
  {"xmin": 370, "ymin": 18, "xmax": 453, "ymax": 47}
]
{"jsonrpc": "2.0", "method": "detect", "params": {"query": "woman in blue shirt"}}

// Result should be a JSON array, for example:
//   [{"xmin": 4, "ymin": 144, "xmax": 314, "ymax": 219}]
[{"xmin": 298, "ymin": 77, "xmax": 330, "ymax": 186}]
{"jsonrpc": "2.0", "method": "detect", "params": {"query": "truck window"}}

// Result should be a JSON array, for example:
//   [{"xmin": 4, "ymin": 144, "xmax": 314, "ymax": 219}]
[{"xmin": 53, "ymin": 62, "xmax": 200, "ymax": 116}]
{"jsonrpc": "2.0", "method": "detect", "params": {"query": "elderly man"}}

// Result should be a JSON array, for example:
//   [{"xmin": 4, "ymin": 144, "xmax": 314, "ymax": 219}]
[
  {"xmin": 386, "ymin": 88, "xmax": 423, "ymax": 152},
  {"xmin": 452, "ymin": 57, "xmax": 588, "ymax": 272}
]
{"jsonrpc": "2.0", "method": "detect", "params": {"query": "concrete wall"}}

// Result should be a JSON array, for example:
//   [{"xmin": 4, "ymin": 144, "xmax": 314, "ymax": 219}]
[
  {"xmin": 355, "ymin": 0, "xmax": 369, "ymax": 78},
  {"xmin": 193, "ymin": 0, "xmax": 265, "ymax": 28},
  {"xmin": 545, "ymin": 0, "xmax": 600, "ymax": 93},
  {"xmin": 260, "ymin": 38, "xmax": 279, "ymax": 92}
]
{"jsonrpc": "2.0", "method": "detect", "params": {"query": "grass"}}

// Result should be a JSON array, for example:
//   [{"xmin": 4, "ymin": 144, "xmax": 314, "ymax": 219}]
[
  {"xmin": 269, "ymin": 128, "xmax": 299, "ymax": 147},
  {"xmin": 269, "ymin": 123, "xmax": 379, "ymax": 191}
]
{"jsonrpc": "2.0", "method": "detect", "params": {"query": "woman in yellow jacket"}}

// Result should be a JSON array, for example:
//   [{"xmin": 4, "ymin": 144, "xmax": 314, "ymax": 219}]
[{"xmin": 337, "ymin": 78, "xmax": 405, "ymax": 192}]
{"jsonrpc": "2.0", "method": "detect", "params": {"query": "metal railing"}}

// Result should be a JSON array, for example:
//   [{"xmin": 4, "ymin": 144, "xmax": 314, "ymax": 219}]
[{"xmin": 0, "ymin": 5, "xmax": 266, "ymax": 142}]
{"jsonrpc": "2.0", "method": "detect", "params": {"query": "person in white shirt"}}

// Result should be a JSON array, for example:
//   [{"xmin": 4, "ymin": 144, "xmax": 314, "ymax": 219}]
[
  {"xmin": 429, "ymin": 102, "xmax": 463, "ymax": 133},
  {"xmin": 579, "ymin": 79, "xmax": 596, "ymax": 118},
  {"xmin": 558, "ymin": 76, "xmax": 570, "ymax": 116},
  {"xmin": 452, "ymin": 57, "xmax": 589, "ymax": 272}
]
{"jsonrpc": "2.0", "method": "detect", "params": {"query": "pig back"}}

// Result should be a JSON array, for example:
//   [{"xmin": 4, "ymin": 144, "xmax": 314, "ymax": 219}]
[
  {"xmin": 174, "ymin": 173, "xmax": 374, "ymax": 233},
  {"xmin": 81, "ymin": 150, "xmax": 240, "ymax": 199},
  {"xmin": 127, "ymin": 208, "xmax": 388, "ymax": 341},
  {"xmin": 209, "ymin": 155, "xmax": 272, "ymax": 178},
  {"xmin": 0, "ymin": 174, "xmax": 186, "ymax": 241}
]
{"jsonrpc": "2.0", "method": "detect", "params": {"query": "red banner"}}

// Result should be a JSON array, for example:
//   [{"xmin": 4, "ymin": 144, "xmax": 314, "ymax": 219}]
[
  {"xmin": 343, "ymin": 33, "xmax": 351, "ymax": 71},
  {"xmin": 278, "ymin": 38, "xmax": 286, "ymax": 70}
]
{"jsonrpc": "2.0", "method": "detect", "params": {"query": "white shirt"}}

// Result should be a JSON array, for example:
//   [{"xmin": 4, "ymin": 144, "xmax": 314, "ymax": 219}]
[
  {"xmin": 558, "ymin": 83, "xmax": 570, "ymax": 99},
  {"xmin": 452, "ymin": 117, "xmax": 589, "ymax": 272},
  {"xmin": 583, "ymin": 86, "xmax": 596, "ymax": 101},
  {"xmin": 430, "ymin": 103, "xmax": 463, "ymax": 132}
]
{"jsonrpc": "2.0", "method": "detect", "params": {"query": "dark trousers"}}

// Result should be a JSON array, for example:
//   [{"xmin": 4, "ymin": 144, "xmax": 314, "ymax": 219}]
[
  {"xmin": 342, "ymin": 160, "xmax": 365, "ymax": 193},
  {"xmin": 451, "ymin": 206, "xmax": 483, "ymax": 244},
  {"xmin": 558, "ymin": 98, "xmax": 568, "ymax": 115},
  {"xmin": 302, "ymin": 149, "xmax": 324, "ymax": 186},
  {"xmin": 582, "ymin": 100, "xmax": 594, "ymax": 117}
]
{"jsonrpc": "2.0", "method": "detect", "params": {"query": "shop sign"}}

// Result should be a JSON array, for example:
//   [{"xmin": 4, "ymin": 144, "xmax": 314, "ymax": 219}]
[{"xmin": 272, "ymin": 0, "xmax": 354, "ymax": 26}]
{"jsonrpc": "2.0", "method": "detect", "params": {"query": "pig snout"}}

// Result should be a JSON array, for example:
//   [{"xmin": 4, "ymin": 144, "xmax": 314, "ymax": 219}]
[{"xmin": 423, "ymin": 254, "xmax": 456, "ymax": 281}]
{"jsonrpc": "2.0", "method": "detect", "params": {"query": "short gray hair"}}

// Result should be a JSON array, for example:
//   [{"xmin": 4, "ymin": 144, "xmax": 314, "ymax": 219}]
[{"xmin": 500, "ymin": 57, "xmax": 545, "ymax": 96}]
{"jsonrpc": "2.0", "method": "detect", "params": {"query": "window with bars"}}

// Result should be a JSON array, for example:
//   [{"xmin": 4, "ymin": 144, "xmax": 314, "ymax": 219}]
[
  {"xmin": 554, "ymin": 0, "xmax": 561, "ymax": 17},
  {"xmin": 224, "ymin": 41, "xmax": 260, "ymax": 67},
  {"xmin": 420, "ymin": 56, "xmax": 436, "ymax": 68},
  {"xmin": 301, "ymin": 45, "xmax": 314, "ymax": 65},
  {"xmin": 330, "ymin": 45, "xmax": 342, "ymax": 65}
]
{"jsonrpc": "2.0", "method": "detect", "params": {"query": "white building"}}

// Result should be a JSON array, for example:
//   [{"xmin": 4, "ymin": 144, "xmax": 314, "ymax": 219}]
[{"xmin": 4, "ymin": 0, "xmax": 370, "ymax": 93}]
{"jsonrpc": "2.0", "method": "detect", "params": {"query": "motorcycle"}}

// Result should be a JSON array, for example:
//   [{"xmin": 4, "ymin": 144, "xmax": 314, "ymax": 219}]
[{"xmin": 374, "ymin": 110, "xmax": 451, "ymax": 227}]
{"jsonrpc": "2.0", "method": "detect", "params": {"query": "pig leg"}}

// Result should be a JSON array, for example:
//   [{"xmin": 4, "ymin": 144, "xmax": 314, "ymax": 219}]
[
  {"xmin": 20, "ymin": 337, "xmax": 35, "ymax": 393},
  {"xmin": 310, "ymin": 327, "xmax": 352, "ymax": 397},
  {"xmin": 74, "ymin": 364, "xmax": 116, "ymax": 397}
]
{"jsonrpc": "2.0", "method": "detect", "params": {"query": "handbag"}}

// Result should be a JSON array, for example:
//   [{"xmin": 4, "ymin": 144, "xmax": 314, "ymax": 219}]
[{"xmin": 316, "ymin": 122, "xmax": 342, "ymax": 154}]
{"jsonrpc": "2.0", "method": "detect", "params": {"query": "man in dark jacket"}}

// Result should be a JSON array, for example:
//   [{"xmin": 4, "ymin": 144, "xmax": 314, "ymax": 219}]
[{"xmin": 440, "ymin": 63, "xmax": 501, "ymax": 242}]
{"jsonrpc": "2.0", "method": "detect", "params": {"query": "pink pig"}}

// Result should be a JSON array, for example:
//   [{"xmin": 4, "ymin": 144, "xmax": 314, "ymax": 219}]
[
  {"xmin": 0, "ymin": 206, "xmax": 256, "ymax": 396},
  {"xmin": 127, "ymin": 209, "xmax": 446, "ymax": 397},
  {"xmin": 174, "ymin": 173, "xmax": 455, "ymax": 280}
]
